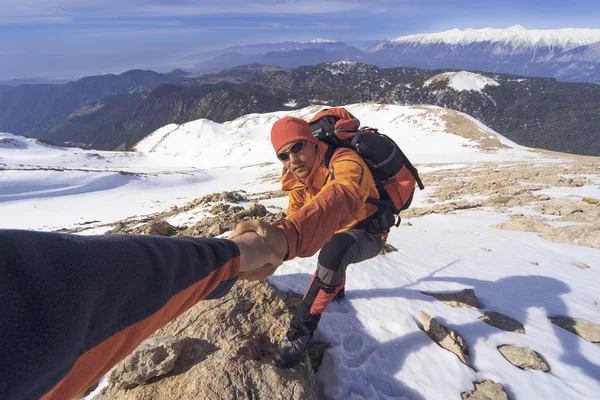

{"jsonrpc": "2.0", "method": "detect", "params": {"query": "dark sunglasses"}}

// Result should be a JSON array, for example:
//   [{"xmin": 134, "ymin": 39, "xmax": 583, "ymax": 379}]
[{"xmin": 277, "ymin": 141, "xmax": 306, "ymax": 161}]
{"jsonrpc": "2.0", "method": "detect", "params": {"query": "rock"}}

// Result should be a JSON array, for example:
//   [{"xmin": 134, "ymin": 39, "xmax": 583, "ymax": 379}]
[
  {"xmin": 95, "ymin": 281, "xmax": 317, "ymax": 400},
  {"xmin": 535, "ymin": 194, "xmax": 551, "ymax": 201},
  {"xmin": 549, "ymin": 317, "xmax": 600, "ymax": 345},
  {"xmin": 531, "ymin": 261, "xmax": 539, "ymax": 265},
  {"xmin": 497, "ymin": 345, "xmax": 550, "ymax": 371},
  {"xmin": 582, "ymin": 197, "xmax": 598, "ymax": 205},
  {"xmin": 380, "ymin": 243, "xmax": 398, "ymax": 254},
  {"xmin": 479, "ymin": 312, "xmax": 525, "ymax": 334},
  {"xmin": 200, "ymin": 191, "xmax": 247, "ymax": 204},
  {"xmin": 419, "ymin": 311, "xmax": 470, "ymax": 366},
  {"xmin": 106, "ymin": 336, "xmax": 192, "ymax": 389},
  {"xmin": 575, "ymin": 262, "xmax": 590, "ymax": 269},
  {"xmin": 141, "ymin": 220, "xmax": 177, "ymax": 236},
  {"xmin": 423, "ymin": 199, "xmax": 435, "ymax": 204},
  {"xmin": 421, "ymin": 289, "xmax": 482, "ymax": 309},
  {"xmin": 431, "ymin": 203, "xmax": 458, "ymax": 214},
  {"xmin": 461, "ymin": 380, "xmax": 509, "ymax": 400}
]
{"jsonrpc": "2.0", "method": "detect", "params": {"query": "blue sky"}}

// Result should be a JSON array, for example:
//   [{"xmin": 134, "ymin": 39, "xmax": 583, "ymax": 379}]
[{"xmin": 1, "ymin": 0, "xmax": 599, "ymax": 80}]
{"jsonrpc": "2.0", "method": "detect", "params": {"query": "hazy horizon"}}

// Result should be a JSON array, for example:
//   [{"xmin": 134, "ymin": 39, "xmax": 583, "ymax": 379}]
[{"xmin": 1, "ymin": 0, "xmax": 600, "ymax": 80}]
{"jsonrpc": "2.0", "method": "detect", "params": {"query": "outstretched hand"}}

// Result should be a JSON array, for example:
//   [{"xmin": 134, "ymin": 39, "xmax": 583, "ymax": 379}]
[
  {"xmin": 230, "ymin": 220, "xmax": 288, "ymax": 260},
  {"xmin": 230, "ymin": 232, "xmax": 283, "ymax": 281}
]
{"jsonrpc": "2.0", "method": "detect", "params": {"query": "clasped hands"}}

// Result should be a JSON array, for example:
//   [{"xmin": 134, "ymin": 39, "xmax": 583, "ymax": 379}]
[{"xmin": 229, "ymin": 220, "xmax": 288, "ymax": 281}]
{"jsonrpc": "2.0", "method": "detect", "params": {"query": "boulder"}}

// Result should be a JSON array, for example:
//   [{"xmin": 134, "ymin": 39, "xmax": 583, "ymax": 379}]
[
  {"xmin": 421, "ymin": 289, "xmax": 482, "ymax": 309},
  {"xmin": 420, "ymin": 311, "xmax": 470, "ymax": 366},
  {"xmin": 549, "ymin": 317, "xmax": 600, "ymax": 345},
  {"xmin": 497, "ymin": 345, "xmax": 550, "ymax": 371},
  {"xmin": 461, "ymin": 380, "xmax": 509, "ymax": 400},
  {"xmin": 95, "ymin": 281, "xmax": 318, "ymax": 400},
  {"xmin": 479, "ymin": 312, "xmax": 525, "ymax": 334}
]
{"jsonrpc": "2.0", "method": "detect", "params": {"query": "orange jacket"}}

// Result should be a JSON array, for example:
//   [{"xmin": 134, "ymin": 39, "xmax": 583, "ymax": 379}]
[{"xmin": 278, "ymin": 141, "xmax": 379, "ymax": 260}]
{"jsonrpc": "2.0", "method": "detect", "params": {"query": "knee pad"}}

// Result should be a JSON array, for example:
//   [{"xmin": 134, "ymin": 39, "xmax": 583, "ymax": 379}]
[{"xmin": 318, "ymin": 232, "xmax": 356, "ymax": 272}]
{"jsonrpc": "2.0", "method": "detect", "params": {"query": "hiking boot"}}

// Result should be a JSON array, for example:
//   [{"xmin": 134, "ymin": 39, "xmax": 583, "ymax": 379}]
[{"xmin": 274, "ymin": 331, "xmax": 312, "ymax": 368}]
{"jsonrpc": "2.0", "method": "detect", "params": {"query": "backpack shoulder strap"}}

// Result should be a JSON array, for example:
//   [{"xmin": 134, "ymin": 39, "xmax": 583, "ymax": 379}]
[{"xmin": 324, "ymin": 144, "xmax": 336, "ymax": 168}]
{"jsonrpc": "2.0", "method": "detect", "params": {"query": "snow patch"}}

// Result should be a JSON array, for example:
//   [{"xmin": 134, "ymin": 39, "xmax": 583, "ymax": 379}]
[{"xmin": 424, "ymin": 71, "xmax": 500, "ymax": 92}]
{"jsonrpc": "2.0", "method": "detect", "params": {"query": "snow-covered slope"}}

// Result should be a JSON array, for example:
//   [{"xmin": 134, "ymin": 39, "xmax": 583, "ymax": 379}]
[
  {"xmin": 387, "ymin": 25, "xmax": 600, "ymax": 51},
  {"xmin": 424, "ymin": 71, "xmax": 500, "ymax": 92},
  {"xmin": 2, "ymin": 104, "xmax": 600, "ymax": 399}
]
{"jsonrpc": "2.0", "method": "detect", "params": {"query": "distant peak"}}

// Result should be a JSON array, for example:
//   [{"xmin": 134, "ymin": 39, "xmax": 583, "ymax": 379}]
[
  {"xmin": 303, "ymin": 38, "xmax": 339, "ymax": 44},
  {"xmin": 508, "ymin": 24, "xmax": 526, "ymax": 31}
]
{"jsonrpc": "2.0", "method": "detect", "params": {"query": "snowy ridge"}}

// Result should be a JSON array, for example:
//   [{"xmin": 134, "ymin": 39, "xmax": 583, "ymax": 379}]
[
  {"xmin": 2, "ymin": 105, "xmax": 600, "ymax": 400},
  {"xmin": 387, "ymin": 25, "xmax": 600, "ymax": 50},
  {"xmin": 424, "ymin": 71, "xmax": 500, "ymax": 92},
  {"xmin": 302, "ymin": 38, "xmax": 339, "ymax": 44}
]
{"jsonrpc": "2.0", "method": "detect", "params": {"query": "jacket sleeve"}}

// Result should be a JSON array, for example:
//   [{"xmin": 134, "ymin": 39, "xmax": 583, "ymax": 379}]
[
  {"xmin": 0, "ymin": 229, "xmax": 240, "ymax": 400},
  {"xmin": 279, "ymin": 150, "xmax": 374, "ymax": 260}
]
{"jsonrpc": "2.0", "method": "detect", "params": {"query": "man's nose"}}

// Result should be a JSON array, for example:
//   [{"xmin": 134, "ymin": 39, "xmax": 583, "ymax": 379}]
[{"xmin": 289, "ymin": 151, "xmax": 301, "ymax": 162}]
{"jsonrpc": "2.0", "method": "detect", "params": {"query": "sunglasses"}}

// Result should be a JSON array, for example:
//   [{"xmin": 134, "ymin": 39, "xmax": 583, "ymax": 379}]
[{"xmin": 277, "ymin": 141, "xmax": 306, "ymax": 161}]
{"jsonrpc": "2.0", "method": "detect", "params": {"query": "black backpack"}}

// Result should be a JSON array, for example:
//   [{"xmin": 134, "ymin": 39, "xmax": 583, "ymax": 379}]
[{"xmin": 309, "ymin": 108, "xmax": 424, "ymax": 234}]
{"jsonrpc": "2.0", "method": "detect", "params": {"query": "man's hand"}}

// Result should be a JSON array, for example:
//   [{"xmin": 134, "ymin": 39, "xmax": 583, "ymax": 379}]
[
  {"xmin": 230, "ymin": 220, "xmax": 289, "ymax": 260},
  {"xmin": 230, "ymin": 232, "xmax": 283, "ymax": 281}
]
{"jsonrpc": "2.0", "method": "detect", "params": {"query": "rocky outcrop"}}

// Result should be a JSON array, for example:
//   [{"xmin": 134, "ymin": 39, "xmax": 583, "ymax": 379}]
[
  {"xmin": 479, "ymin": 312, "xmax": 525, "ymax": 334},
  {"xmin": 421, "ymin": 289, "xmax": 482, "ymax": 309},
  {"xmin": 497, "ymin": 345, "xmax": 550, "ymax": 371},
  {"xmin": 380, "ymin": 243, "xmax": 398, "ymax": 254},
  {"xmin": 461, "ymin": 380, "xmax": 509, "ymax": 400},
  {"xmin": 94, "ymin": 281, "xmax": 318, "ymax": 400},
  {"xmin": 549, "ymin": 317, "xmax": 600, "ymax": 345},
  {"xmin": 420, "ymin": 311, "xmax": 470, "ymax": 366}
]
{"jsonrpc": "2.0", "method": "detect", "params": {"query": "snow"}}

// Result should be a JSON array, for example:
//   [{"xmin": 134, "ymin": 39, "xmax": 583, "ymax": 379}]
[
  {"xmin": 424, "ymin": 71, "xmax": 500, "ymax": 92},
  {"xmin": 303, "ymin": 38, "xmax": 339, "ymax": 44},
  {"xmin": 389, "ymin": 25, "xmax": 600, "ymax": 50},
  {"xmin": 2, "ymin": 103, "xmax": 600, "ymax": 399}
]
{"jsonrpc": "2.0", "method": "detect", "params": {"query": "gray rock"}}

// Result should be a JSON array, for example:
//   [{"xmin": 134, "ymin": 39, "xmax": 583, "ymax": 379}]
[
  {"xmin": 421, "ymin": 289, "xmax": 482, "ymax": 309},
  {"xmin": 575, "ymin": 262, "xmax": 590, "ymax": 269},
  {"xmin": 106, "ymin": 335, "xmax": 188, "ymax": 389},
  {"xmin": 497, "ymin": 345, "xmax": 550, "ymax": 371},
  {"xmin": 549, "ymin": 317, "xmax": 600, "ymax": 345},
  {"xmin": 461, "ymin": 380, "xmax": 510, "ymax": 400},
  {"xmin": 380, "ymin": 243, "xmax": 398, "ymax": 254},
  {"xmin": 479, "ymin": 312, "xmax": 525, "ymax": 334},
  {"xmin": 420, "ymin": 311, "xmax": 470, "ymax": 366}
]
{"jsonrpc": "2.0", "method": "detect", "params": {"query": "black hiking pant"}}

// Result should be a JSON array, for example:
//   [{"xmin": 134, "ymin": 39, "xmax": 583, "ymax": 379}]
[{"xmin": 287, "ymin": 229, "xmax": 385, "ymax": 338}]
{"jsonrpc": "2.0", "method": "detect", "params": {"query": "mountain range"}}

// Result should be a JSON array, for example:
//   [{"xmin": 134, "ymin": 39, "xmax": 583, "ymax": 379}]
[
  {"xmin": 180, "ymin": 26, "xmax": 600, "ymax": 84},
  {"xmin": 1, "ymin": 63, "xmax": 599, "ymax": 156}
]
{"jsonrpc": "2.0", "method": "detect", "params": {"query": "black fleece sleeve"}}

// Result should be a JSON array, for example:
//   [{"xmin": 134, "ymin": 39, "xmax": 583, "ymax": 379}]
[{"xmin": 0, "ymin": 229, "xmax": 240, "ymax": 400}]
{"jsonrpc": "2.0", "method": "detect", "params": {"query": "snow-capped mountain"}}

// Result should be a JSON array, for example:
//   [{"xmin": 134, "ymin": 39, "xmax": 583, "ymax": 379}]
[
  {"xmin": 2, "ymin": 104, "xmax": 599, "ymax": 399},
  {"xmin": 385, "ymin": 25, "xmax": 600, "ymax": 51},
  {"xmin": 370, "ymin": 25, "xmax": 600, "ymax": 83}
]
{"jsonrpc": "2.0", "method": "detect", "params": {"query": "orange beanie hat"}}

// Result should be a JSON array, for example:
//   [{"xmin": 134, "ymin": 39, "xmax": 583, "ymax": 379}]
[{"xmin": 270, "ymin": 116, "xmax": 319, "ymax": 153}]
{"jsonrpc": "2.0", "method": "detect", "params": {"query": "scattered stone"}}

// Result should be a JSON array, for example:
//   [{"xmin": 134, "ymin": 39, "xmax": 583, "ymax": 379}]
[
  {"xmin": 404, "ymin": 221, "xmax": 413, "ymax": 226},
  {"xmin": 136, "ymin": 220, "xmax": 178, "ymax": 236},
  {"xmin": 479, "ymin": 312, "xmax": 525, "ymax": 334},
  {"xmin": 106, "ymin": 335, "xmax": 193, "ymax": 389},
  {"xmin": 461, "ymin": 380, "xmax": 509, "ymax": 400},
  {"xmin": 97, "ymin": 281, "xmax": 317, "ymax": 400},
  {"xmin": 482, "ymin": 248, "xmax": 493, "ymax": 252},
  {"xmin": 380, "ymin": 243, "xmax": 398, "ymax": 254},
  {"xmin": 549, "ymin": 317, "xmax": 600, "ymax": 345},
  {"xmin": 497, "ymin": 345, "xmax": 550, "ymax": 371},
  {"xmin": 423, "ymin": 199, "xmax": 435, "ymax": 204},
  {"xmin": 199, "ymin": 191, "xmax": 247, "ymax": 204},
  {"xmin": 419, "ymin": 311, "xmax": 470, "ymax": 366},
  {"xmin": 535, "ymin": 194, "xmax": 551, "ymax": 201},
  {"xmin": 582, "ymin": 197, "xmax": 598, "ymax": 205},
  {"xmin": 531, "ymin": 261, "xmax": 539, "ymax": 265},
  {"xmin": 421, "ymin": 289, "xmax": 482, "ymax": 309},
  {"xmin": 575, "ymin": 262, "xmax": 590, "ymax": 269}
]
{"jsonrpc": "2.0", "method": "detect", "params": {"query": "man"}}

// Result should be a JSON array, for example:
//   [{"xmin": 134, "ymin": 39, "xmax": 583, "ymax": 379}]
[
  {"xmin": 232, "ymin": 114, "xmax": 385, "ymax": 368},
  {"xmin": 0, "ymin": 229, "xmax": 284, "ymax": 400}
]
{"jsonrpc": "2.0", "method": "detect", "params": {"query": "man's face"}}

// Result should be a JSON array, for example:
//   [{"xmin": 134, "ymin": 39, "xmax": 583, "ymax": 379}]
[{"xmin": 277, "ymin": 140, "xmax": 318, "ymax": 180}]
